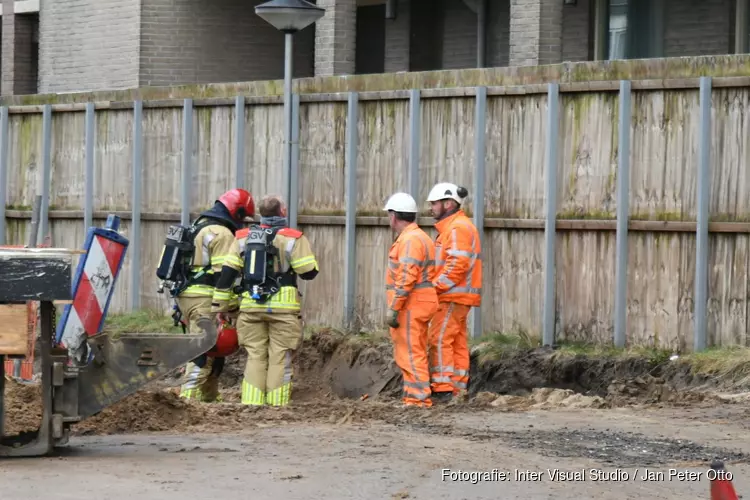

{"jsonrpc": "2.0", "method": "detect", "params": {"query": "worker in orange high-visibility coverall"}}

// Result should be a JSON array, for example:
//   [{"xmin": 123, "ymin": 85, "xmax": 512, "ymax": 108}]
[
  {"xmin": 426, "ymin": 182, "xmax": 482, "ymax": 403},
  {"xmin": 383, "ymin": 192, "xmax": 439, "ymax": 408}
]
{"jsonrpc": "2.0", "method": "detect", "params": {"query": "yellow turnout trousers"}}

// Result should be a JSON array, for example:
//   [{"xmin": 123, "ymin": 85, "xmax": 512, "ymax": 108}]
[
  {"xmin": 175, "ymin": 296, "xmax": 225, "ymax": 402},
  {"xmin": 236, "ymin": 311, "xmax": 303, "ymax": 406}
]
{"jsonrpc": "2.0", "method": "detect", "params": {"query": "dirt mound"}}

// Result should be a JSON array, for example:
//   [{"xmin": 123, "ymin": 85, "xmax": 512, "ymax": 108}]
[
  {"xmin": 468, "ymin": 347, "xmax": 659, "ymax": 396},
  {"xmin": 1, "ymin": 329, "xmax": 742, "ymax": 437},
  {"xmin": 473, "ymin": 388, "xmax": 609, "ymax": 411},
  {"xmin": 605, "ymin": 374, "xmax": 718, "ymax": 406},
  {"xmin": 221, "ymin": 328, "xmax": 401, "ymax": 401},
  {"xmin": 3, "ymin": 378, "xmax": 42, "ymax": 434},
  {"xmin": 73, "ymin": 391, "xmax": 468, "ymax": 436},
  {"xmin": 467, "ymin": 347, "xmax": 732, "ymax": 406},
  {"xmin": 74, "ymin": 390, "xmax": 211, "ymax": 435}
]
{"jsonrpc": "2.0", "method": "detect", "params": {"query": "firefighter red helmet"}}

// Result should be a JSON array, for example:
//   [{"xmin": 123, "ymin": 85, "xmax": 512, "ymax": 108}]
[
  {"xmin": 207, "ymin": 321, "xmax": 239, "ymax": 357},
  {"xmin": 218, "ymin": 188, "xmax": 255, "ymax": 221}
]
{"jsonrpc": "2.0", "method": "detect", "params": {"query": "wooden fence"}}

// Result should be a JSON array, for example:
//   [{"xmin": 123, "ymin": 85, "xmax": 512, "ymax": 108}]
[{"xmin": 2, "ymin": 76, "xmax": 750, "ymax": 351}]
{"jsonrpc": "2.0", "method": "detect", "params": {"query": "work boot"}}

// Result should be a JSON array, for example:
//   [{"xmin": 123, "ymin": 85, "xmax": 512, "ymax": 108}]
[{"xmin": 431, "ymin": 391, "xmax": 453, "ymax": 404}]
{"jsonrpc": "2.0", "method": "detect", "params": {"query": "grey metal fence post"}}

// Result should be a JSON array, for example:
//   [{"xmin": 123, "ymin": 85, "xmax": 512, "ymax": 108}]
[
  {"xmin": 542, "ymin": 83, "xmax": 560, "ymax": 347},
  {"xmin": 408, "ymin": 89, "xmax": 421, "ymax": 200},
  {"xmin": 344, "ymin": 92, "xmax": 359, "ymax": 332},
  {"xmin": 84, "ymin": 102, "xmax": 96, "ymax": 232},
  {"xmin": 694, "ymin": 76, "xmax": 712, "ymax": 352},
  {"xmin": 41, "ymin": 104, "xmax": 52, "ymax": 243},
  {"xmin": 470, "ymin": 86, "xmax": 487, "ymax": 339},
  {"xmin": 235, "ymin": 96, "xmax": 246, "ymax": 189},
  {"xmin": 182, "ymin": 99, "xmax": 193, "ymax": 226},
  {"xmin": 289, "ymin": 93, "xmax": 301, "ymax": 228},
  {"xmin": 27, "ymin": 195, "xmax": 42, "ymax": 248},
  {"xmin": 130, "ymin": 101, "xmax": 143, "ymax": 311},
  {"xmin": 614, "ymin": 80, "xmax": 632, "ymax": 348},
  {"xmin": 0, "ymin": 106, "xmax": 8, "ymax": 245}
]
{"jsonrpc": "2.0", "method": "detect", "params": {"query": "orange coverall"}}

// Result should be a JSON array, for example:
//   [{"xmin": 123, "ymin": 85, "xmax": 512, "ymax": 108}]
[
  {"xmin": 385, "ymin": 222, "xmax": 439, "ymax": 407},
  {"xmin": 428, "ymin": 209, "xmax": 482, "ymax": 395}
]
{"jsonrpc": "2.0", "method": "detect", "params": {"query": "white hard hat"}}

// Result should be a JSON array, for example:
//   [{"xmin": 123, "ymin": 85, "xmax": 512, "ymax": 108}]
[
  {"xmin": 383, "ymin": 192, "xmax": 418, "ymax": 213},
  {"xmin": 426, "ymin": 182, "xmax": 467, "ymax": 204}
]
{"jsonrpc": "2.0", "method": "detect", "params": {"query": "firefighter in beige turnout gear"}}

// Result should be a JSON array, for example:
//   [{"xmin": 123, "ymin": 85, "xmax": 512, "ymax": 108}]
[
  {"xmin": 174, "ymin": 189, "xmax": 255, "ymax": 402},
  {"xmin": 236, "ymin": 195, "xmax": 319, "ymax": 406}
]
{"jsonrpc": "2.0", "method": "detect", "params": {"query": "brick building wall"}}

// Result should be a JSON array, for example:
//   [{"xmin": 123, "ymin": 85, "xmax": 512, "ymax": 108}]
[
  {"xmin": 562, "ymin": 0, "xmax": 590, "ymax": 62},
  {"xmin": 509, "ymin": 0, "xmax": 542, "ymax": 66},
  {"xmin": 441, "ymin": 0, "xmax": 477, "ymax": 70},
  {"xmin": 37, "ymin": 0, "xmax": 313, "ymax": 93},
  {"xmin": 13, "ymin": 13, "xmax": 38, "ymax": 95},
  {"xmin": 16, "ymin": 0, "xmax": 746, "ymax": 97},
  {"xmin": 1, "ymin": 0, "xmax": 17, "ymax": 95},
  {"xmin": 487, "ymin": 0, "xmax": 511, "ymax": 68},
  {"xmin": 139, "ymin": 0, "xmax": 315, "ymax": 87},
  {"xmin": 509, "ymin": 0, "xmax": 564, "ymax": 66},
  {"xmin": 2, "ymin": 1, "xmax": 38, "ymax": 96},
  {"xmin": 664, "ymin": 0, "xmax": 732, "ymax": 57},
  {"xmin": 315, "ymin": 0, "xmax": 357, "ymax": 76},
  {"xmin": 384, "ymin": 0, "xmax": 410, "ymax": 72},
  {"xmin": 38, "ymin": 0, "xmax": 141, "ymax": 94},
  {"xmin": 380, "ymin": 0, "xmax": 510, "ymax": 72}
]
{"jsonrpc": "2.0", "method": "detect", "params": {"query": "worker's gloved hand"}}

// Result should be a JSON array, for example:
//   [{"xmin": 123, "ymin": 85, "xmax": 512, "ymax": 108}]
[{"xmin": 386, "ymin": 309, "xmax": 400, "ymax": 329}]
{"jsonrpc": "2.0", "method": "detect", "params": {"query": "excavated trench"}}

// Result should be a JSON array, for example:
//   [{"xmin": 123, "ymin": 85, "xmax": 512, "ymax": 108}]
[{"xmin": 1, "ymin": 329, "xmax": 736, "ymax": 437}]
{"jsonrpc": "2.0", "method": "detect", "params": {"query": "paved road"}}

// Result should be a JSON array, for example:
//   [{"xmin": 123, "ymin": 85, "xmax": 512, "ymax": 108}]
[
  {"xmin": 5, "ymin": 406, "xmax": 750, "ymax": 500},
  {"xmin": 2, "ymin": 404, "xmax": 749, "ymax": 499}
]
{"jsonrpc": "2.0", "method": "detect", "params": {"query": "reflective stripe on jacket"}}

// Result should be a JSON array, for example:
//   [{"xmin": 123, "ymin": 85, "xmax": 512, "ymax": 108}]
[
  {"xmin": 179, "ymin": 223, "xmax": 243, "ymax": 311},
  {"xmin": 239, "ymin": 227, "xmax": 318, "ymax": 313},
  {"xmin": 385, "ymin": 222, "xmax": 438, "ymax": 311},
  {"xmin": 433, "ymin": 210, "xmax": 482, "ymax": 306},
  {"xmin": 226, "ymin": 227, "xmax": 251, "ymax": 310}
]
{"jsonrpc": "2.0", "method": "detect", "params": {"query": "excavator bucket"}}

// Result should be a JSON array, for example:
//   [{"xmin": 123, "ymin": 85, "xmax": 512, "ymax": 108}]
[
  {"xmin": 51, "ymin": 214, "xmax": 220, "ymax": 423},
  {"xmin": 55, "ymin": 317, "xmax": 218, "ymax": 420},
  {"xmin": 0, "ymin": 215, "xmax": 222, "ymax": 457}
]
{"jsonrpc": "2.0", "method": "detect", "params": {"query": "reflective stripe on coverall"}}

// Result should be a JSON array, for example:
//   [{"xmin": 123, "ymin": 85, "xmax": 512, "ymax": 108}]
[
  {"xmin": 177, "ymin": 223, "xmax": 243, "ymax": 402},
  {"xmin": 428, "ymin": 209, "xmax": 482, "ymax": 394},
  {"xmin": 236, "ymin": 227, "xmax": 318, "ymax": 406},
  {"xmin": 386, "ymin": 222, "xmax": 438, "ymax": 407}
]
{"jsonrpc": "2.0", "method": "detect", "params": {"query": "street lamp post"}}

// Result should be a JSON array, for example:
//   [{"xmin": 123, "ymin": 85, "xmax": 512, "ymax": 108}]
[{"xmin": 255, "ymin": 0, "xmax": 325, "ymax": 227}]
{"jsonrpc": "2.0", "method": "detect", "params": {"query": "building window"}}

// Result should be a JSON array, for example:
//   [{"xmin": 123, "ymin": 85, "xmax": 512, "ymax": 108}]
[
  {"xmin": 599, "ymin": 0, "xmax": 664, "ymax": 60},
  {"xmin": 738, "ymin": 0, "xmax": 750, "ymax": 54},
  {"xmin": 355, "ymin": 4, "xmax": 386, "ymax": 74},
  {"xmin": 608, "ymin": 0, "xmax": 627, "ymax": 59}
]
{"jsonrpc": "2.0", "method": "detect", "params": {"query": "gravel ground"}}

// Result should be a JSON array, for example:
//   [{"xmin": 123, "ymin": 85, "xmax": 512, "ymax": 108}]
[{"xmin": 2, "ymin": 402, "xmax": 749, "ymax": 499}]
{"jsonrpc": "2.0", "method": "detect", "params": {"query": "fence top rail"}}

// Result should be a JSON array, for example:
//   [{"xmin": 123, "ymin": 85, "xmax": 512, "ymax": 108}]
[
  {"xmin": 2, "ymin": 76, "xmax": 745, "ymax": 114},
  {"xmin": 6, "ymin": 210, "xmax": 750, "ymax": 234}
]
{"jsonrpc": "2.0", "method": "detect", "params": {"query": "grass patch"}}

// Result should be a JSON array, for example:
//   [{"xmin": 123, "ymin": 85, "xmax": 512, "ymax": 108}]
[
  {"xmin": 471, "ymin": 329, "xmax": 541, "ymax": 364},
  {"xmin": 471, "ymin": 330, "xmax": 673, "ymax": 365},
  {"xmin": 554, "ymin": 342, "xmax": 673, "ymax": 365},
  {"xmin": 472, "ymin": 330, "xmax": 750, "ymax": 385},
  {"xmin": 102, "ymin": 310, "xmax": 179, "ymax": 335},
  {"xmin": 304, "ymin": 324, "xmax": 391, "ymax": 346},
  {"xmin": 683, "ymin": 346, "xmax": 750, "ymax": 383},
  {"xmin": 349, "ymin": 330, "xmax": 390, "ymax": 345}
]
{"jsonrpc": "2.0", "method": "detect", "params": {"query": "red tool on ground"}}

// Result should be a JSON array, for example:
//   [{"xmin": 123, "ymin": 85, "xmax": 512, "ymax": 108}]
[{"xmin": 710, "ymin": 460, "xmax": 739, "ymax": 500}]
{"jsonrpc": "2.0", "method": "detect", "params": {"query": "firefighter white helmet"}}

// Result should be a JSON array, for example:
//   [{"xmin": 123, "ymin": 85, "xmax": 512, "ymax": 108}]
[
  {"xmin": 383, "ymin": 192, "xmax": 418, "ymax": 213},
  {"xmin": 426, "ymin": 182, "xmax": 468, "ymax": 204}
]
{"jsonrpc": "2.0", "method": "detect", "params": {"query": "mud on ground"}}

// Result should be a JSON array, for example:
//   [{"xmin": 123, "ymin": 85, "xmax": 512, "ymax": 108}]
[{"xmin": 3, "ymin": 329, "xmax": 748, "ymax": 438}]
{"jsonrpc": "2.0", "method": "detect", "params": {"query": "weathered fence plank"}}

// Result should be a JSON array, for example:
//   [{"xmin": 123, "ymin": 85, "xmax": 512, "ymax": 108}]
[{"xmin": 5, "ymin": 81, "xmax": 750, "ymax": 351}]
